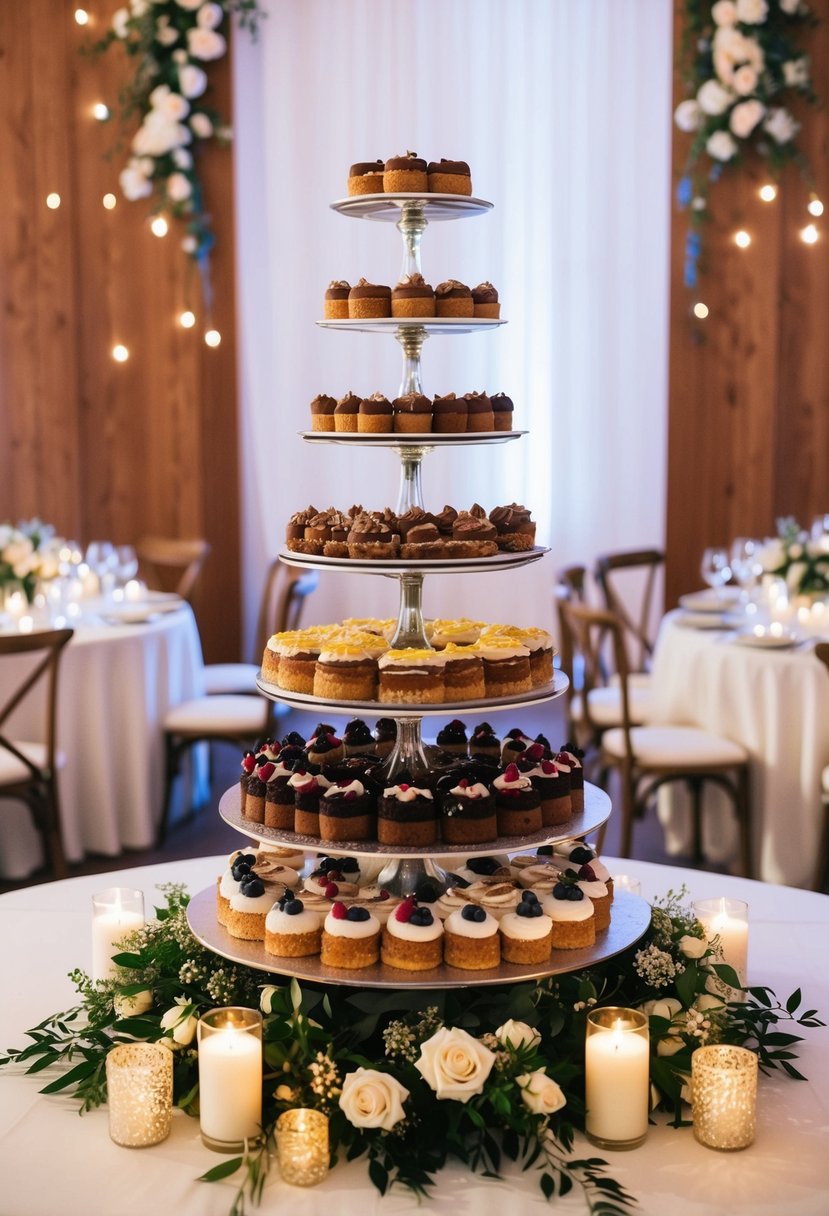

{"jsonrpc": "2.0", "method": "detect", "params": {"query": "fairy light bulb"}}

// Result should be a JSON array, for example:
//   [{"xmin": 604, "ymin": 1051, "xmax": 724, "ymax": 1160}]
[
  {"xmin": 46, "ymin": 193, "xmax": 61, "ymax": 210},
  {"xmin": 92, "ymin": 103, "xmax": 110, "ymax": 121},
  {"xmin": 112, "ymin": 344, "xmax": 129, "ymax": 363},
  {"xmin": 693, "ymin": 302, "xmax": 709, "ymax": 320},
  {"xmin": 734, "ymin": 230, "xmax": 751, "ymax": 249},
  {"xmin": 74, "ymin": 8, "xmax": 89, "ymax": 25},
  {"xmin": 150, "ymin": 216, "xmax": 169, "ymax": 238},
  {"xmin": 179, "ymin": 310, "xmax": 196, "ymax": 329},
  {"xmin": 102, "ymin": 193, "xmax": 117, "ymax": 210},
  {"xmin": 204, "ymin": 329, "xmax": 221, "ymax": 348},
  {"xmin": 800, "ymin": 224, "xmax": 819, "ymax": 245},
  {"xmin": 758, "ymin": 184, "xmax": 777, "ymax": 203},
  {"xmin": 807, "ymin": 197, "xmax": 824, "ymax": 218}
]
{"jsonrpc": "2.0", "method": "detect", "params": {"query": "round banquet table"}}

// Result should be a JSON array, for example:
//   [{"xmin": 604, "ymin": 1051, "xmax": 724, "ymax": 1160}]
[
  {"xmin": 649, "ymin": 611, "xmax": 829, "ymax": 889},
  {"xmin": 0, "ymin": 608, "xmax": 205, "ymax": 880},
  {"xmin": 0, "ymin": 855, "xmax": 826, "ymax": 1216}
]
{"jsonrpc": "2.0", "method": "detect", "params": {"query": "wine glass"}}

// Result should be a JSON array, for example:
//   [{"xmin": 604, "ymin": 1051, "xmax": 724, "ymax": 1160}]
[
  {"xmin": 700, "ymin": 547, "xmax": 731, "ymax": 594},
  {"xmin": 85, "ymin": 541, "xmax": 116, "ymax": 597},
  {"xmin": 114, "ymin": 545, "xmax": 139, "ymax": 585},
  {"xmin": 729, "ymin": 538, "xmax": 762, "ymax": 601}
]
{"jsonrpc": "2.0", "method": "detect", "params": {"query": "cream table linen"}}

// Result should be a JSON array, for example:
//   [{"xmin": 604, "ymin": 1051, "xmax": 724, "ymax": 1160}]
[
  {"xmin": 0, "ymin": 856, "xmax": 827, "ymax": 1216},
  {"xmin": 650, "ymin": 612, "xmax": 829, "ymax": 888},
  {"xmin": 0, "ymin": 609, "xmax": 204, "ymax": 879}
]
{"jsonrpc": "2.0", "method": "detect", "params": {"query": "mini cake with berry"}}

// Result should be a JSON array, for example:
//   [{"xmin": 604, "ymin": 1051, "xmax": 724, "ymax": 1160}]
[
  {"xmin": 265, "ymin": 892, "xmax": 323, "ymax": 958},
  {"xmin": 339, "ymin": 718, "xmax": 373, "ymax": 758},
  {"xmin": 373, "ymin": 718, "xmax": 397, "ymax": 758},
  {"xmin": 239, "ymin": 750, "xmax": 257, "ymax": 804},
  {"xmin": 443, "ymin": 904, "xmax": 500, "ymax": 970},
  {"xmin": 263, "ymin": 754, "xmax": 304, "ymax": 830},
  {"xmin": 451, "ymin": 855, "xmax": 515, "ymax": 884},
  {"xmin": 499, "ymin": 891, "xmax": 553, "ymax": 964},
  {"xmin": 256, "ymin": 844, "xmax": 307, "ymax": 871},
  {"xmin": 321, "ymin": 902, "xmax": 381, "ymax": 969},
  {"xmin": 572, "ymin": 865, "xmax": 611, "ymax": 931},
  {"xmin": 541, "ymin": 876, "xmax": 596, "ymax": 949},
  {"xmin": 439, "ymin": 778, "xmax": 497, "ymax": 844},
  {"xmin": 500, "ymin": 727, "xmax": 533, "ymax": 766},
  {"xmin": 378, "ymin": 782, "xmax": 436, "ymax": 846},
  {"xmin": 381, "ymin": 898, "xmax": 444, "ymax": 971},
  {"xmin": 289, "ymin": 769, "xmax": 331, "ymax": 837},
  {"xmin": 318, "ymin": 779, "xmax": 376, "ymax": 842},
  {"xmin": 306, "ymin": 729, "xmax": 345, "ymax": 769},
  {"xmin": 243, "ymin": 756, "xmax": 276, "ymax": 824},
  {"xmin": 469, "ymin": 721, "xmax": 501, "ymax": 762},
  {"xmin": 216, "ymin": 850, "xmax": 258, "ymax": 927},
  {"xmin": 452, "ymin": 880, "xmax": 522, "ymax": 922},
  {"xmin": 521, "ymin": 751, "xmax": 572, "ymax": 827},
  {"xmin": 435, "ymin": 719, "xmax": 469, "ymax": 756},
  {"xmin": 552, "ymin": 843, "xmax": 613, "ymax": 896},
  {"xmin": 559, "ymin": 742, "xmax": 586, "ymax": 811},
  {"xmin": 225, "ymin": 873, "xmax": 276, "ymax": 941},
  {"xmin": 493, "ymin": 763, "xmax": 543, "ymax": 836},
  {"xmin": 304, "ymin": 854, "xmax": 364, "ymax": 893}
]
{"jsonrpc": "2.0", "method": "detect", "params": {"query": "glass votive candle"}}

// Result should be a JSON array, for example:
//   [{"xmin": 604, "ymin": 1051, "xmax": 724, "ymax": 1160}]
[
  {"xmin": 91, "ymin": 888, "xmax": 145, "ymax": 982},
  {"xmin": 585, "ymin": 1007, "xmax": 650, "ymax": 1150},
  {"xmin": 692, "ymin": 1044, "xmax": 758, "ymax": 1150},
  {"xmin": 197, "ymin": 1007, "xmax": 263, "ymax": 1152},
  {"xmin": 693, "ymin": 897, "xmax": 748, "ymax": 986},
  {"xmin": 106, "ymin": 1042, "xmax": 173, "ymax": 1147},
  {"xmin": 276, "ymin": 1109, "xmax": 330, "ymax": 1186},
  {"xmin": 612, "ymin": 875, "xmax": 642, "ymax": 897}
]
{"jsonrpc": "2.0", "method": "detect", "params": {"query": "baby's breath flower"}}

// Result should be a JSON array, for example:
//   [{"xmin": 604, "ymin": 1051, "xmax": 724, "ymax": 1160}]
[{"xmin": 635, "ymin": 943, "xmax": 684, "ymax": 988}]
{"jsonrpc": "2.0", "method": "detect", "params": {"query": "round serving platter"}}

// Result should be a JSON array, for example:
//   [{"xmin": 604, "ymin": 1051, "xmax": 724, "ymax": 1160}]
[
  {"xmin": 277, "ymin": 545, "xmax": 548, "ymax": 576},
  {"xmin": 218, "ymin": 778, "xmax": 606, "ymax": 860},
  {"xmin": 186, "ymin": 885, "xmax": 649, "ymax": 991},
  {"xmin": 329, "ymin": 193, "xmax": 494, "ymax": 221},
  {"xmin": 299, "ymin": 430, "xmax": 526, "ymax": 447},
  {"xmin": 317, "ymin": 317, "xmax": 506, "ymax": 337}
]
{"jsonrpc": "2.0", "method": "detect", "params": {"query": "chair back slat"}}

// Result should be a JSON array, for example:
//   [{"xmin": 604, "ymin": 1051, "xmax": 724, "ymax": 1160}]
[
  {"xmin": 595, "ymin": 548, "xmax": 664, "ymax": 673},
  {"xmin": 558, "ymin": 600, "xmax": 634, "ymax": 750},
  {"xmin": 252, "ymin": 560, "xmax": 319, "ymax": 662},
  {"xmin": 136, "ymin": 536, "xmax": 211, "ymax": 601}
]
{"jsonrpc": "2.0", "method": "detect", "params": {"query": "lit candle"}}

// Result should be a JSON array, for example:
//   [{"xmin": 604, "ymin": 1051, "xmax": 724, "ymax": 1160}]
[
  {"xmin": 585, "ymin": 1008, "xmax": 650, "ymax": 1149},
  {"xmin": 197, "ymin": 1008, "xmax": 263, "ymax": 1151},
  {"xmin": 91, "ymin": 888, "xmax": 145, "ymax": 982},
  {"xmin": 693, "ymin": 897, "xmax": 748, "ymax": 986}
]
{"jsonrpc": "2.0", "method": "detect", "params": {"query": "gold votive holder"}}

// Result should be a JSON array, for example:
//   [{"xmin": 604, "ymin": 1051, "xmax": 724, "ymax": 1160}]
[
  {"xmin": 197, "ymin": 1007, "xmax": 263, "ymax": 1152},
  {"xmin": 692, "ymin": 1044, "xmax": 758, "ymax": 1151},
  {"xmin": 276, "ymin": 1109, "xmax": 330, "ymax": 1186},
  {"xmin": 106, "ymin": 1042, "xmax": 172, "ymax": 1148},
  {"xmin": 585, "ymin": 1007, "xmax": 650, "ymax": 1150}
]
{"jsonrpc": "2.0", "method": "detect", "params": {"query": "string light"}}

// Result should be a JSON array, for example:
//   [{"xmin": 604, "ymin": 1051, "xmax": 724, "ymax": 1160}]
[
  {"xmin": 102, "ymin": 193, "xmax": 117, "ymax": 210},
  {"xmin": 74, "ymin": 8, "xmax": 89, "ymax": 25},
  {"xmin": 112, "ymin": 344, "xmax": 130, "ymax": 363},
  {"xmin": 179, "ymin": 310, "xmax": 196, "ymax": 329},
  {"xmin": 807, "ymin": 197, "xmax": 824, "ymax": 218},
  {"xmin": 734, "ymin": 230, "xmax": 751, "ymax": 249},
  {"xmin": 204, "ymin": 329, "xmax": 221, "ymax": 348},
  {"xmin": 150, "ymin": 216, "xmax": 169, "ymax": 237},
  {"xmin": 92, "ymin": 102, "xmax": 110, "ymax": 122},
  {"xmin": 800, "ymin": 224, "xmax": 819, "ymax": 245},
  {"xmin": 693, "ymin": 302, "xmax": 709, "ymax": 320},
  {"xmin": 46, "ymin": 193, "xmax": 61, "ymax": 210},
  {"xmin": 758, "ymin": 184, "xmax": 777, "ymax": 203}
]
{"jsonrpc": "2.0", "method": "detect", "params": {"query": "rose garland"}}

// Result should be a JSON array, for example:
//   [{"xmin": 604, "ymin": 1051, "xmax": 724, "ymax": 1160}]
[
  {"xmin": 1, "ymin": 885, "xmax": 822, "ymax": 1213},
  {"xmin": 673, "ymin": 0, "xmax": 820, "ymax": 285}
]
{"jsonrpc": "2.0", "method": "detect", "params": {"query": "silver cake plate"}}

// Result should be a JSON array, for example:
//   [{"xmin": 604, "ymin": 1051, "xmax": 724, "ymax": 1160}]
[
  {"xmin": 329, "ymin": 193, "xmax": 494, "ymax": 221},
  {"xmin": 277, "ymin": 545, "xmax": 548, "ymax": 576}
]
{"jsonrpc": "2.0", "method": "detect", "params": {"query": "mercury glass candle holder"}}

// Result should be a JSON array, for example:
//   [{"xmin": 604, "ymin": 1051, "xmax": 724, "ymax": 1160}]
[
  {"xmin": 276, "ymin": 1109, "xmax": 330, "ymax": 1186},
  {"xmin": 106, "ymin": 1042, "xmax": 173, "ymax": 1148},
  {"xmin": 585, "ymin": 1007, "xmax": 650, "ymax": 1150},
  {"xmin": 692, "ymin": 1044, "xmax": 758, "ymax": 1151}
]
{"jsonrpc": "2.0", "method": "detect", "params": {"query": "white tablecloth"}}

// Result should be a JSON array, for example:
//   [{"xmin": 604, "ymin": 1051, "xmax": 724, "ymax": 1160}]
[
  {"xmin": 650, "ymin": 612, "xmax": 829, "ymax": 888},
  {"xmin": 0, "ymin": 856, "xmax": 827, "ymax": 1215},
  {"xmin": 0, "ymin": 610, "xmax": 204, "ymax": 879}
]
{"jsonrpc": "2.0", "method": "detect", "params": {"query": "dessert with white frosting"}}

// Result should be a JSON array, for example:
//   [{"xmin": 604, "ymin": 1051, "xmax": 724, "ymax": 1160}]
[
  {"xmin": 378, "ymin": 782, "xmax": 436, "ymax": 846},
  {"xmin": 499, "ymin": 891, "xmax": 553, "ymax": 963},
  {"xmin": 225, "ymin": 873, "xmax": 276, "ymax": 941},
  {"xmin": 541, "ymin": 878, "xmax": 596, "ymax": 948},
  {"xmin": 381, "ymin": 898, "xmax": 444, "ymax": 970},
  {"xmin": 318, "ymin": 779, "xmax": 376, "ymax": 842},
  {"xmin": 439, "ymin": 777, "xmax": 497, "ymax": 844},
  {"xmin": 492, "ymin": 763, "xmax": 543, "ymax": 835},
  {"xmin": 444, "ymin": 904, "xmax": 500, "ymax": 969},
  {"xmin": 320, "ymin": 903, "xmax": 381, "ymax": 968},
  {"xmin": 265, "ymin": 893, "xmax": 323, "ymax": 957}
]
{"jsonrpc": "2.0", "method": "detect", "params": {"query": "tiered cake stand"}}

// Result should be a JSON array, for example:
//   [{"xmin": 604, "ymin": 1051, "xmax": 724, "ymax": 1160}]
[{"xmin": 187, "ymin": 189, "xmax": 651, "ymax": 985}]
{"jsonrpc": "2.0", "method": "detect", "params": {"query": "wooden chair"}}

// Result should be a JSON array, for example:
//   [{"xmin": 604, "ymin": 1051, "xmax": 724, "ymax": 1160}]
[
  {"xmin": 558, "ymin": 600, "xmax": 752, "ymax": 871},
  {"xmin": 0, "ymin": 628, "xmax": 74, "ymax": 878},
  {"xmin": 815, "ymin": 643, "xmax": 829, "ymax": 892},
  {"xmin": 594, "ymin": 548, "xmax": 665, "ymax": 673},
  {"xmin": 136, "ymin": 536, "xmax": 211, "ymax": 602}
]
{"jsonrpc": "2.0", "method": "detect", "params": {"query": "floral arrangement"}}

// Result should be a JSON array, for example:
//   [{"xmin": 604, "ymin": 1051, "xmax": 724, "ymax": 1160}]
[
  {"xmin": 0, "ymin": 519, "xmax": 63, "ymax": 603},
  {"xmin": 673, "ymin": 0, "xmax": 820, "ymax": 285},
  {"xmin": 94, "ymin": 1, "xmax": 264, "ymax": 301},
  {"xmin": 759, "ymin": 516, "xmax": 829, "ymax": 596},
  {"xmin": 1, "ymin": 885, "xmax": 821, "ymax": 1215}
]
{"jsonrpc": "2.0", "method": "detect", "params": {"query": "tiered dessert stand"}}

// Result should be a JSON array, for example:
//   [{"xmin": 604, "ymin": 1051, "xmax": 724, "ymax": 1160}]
[{"xmin": 187, "ymin": 188, "xmax": 651, "ymax": 987}]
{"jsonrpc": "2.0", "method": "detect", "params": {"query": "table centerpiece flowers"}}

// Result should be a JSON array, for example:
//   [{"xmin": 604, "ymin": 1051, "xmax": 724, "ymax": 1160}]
[
  {"xmin": 0, "ymin": 884, "xmax": 821, "ymax": 1216},
  {"xmin": 759, "ymin": 516, "xmax": 829, "ymax": 598},
  {"xmin": 0, "ymin": 519, "xmax": 64, "ymax": 604}
]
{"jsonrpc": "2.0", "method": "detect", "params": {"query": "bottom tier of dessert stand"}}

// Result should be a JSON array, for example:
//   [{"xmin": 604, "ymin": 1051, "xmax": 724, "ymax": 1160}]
[{"xmin": 187, "ymin": 886, "xmax": 651, "ymax": 991}]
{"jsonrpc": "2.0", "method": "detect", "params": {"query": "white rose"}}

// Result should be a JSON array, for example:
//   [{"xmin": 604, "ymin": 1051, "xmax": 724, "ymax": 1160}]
[
  {"xmin": 197, "ymin": 2, "xmax": 224, "ymax": 30},
  {"xmin": 713, "ymin": 27, "xmax": 764, "ymax": 84},
  {"xmin": 155, "ymin": 17, "xmax": 179, "ymax": 46},
  {"xmin": 179, "ymin": 64, "xmax": 208, "ymax": 99},
  {"xmin": 173, "ymin": 148, "xmax": 193, "ymax": 170},
  {"xmin": 495, "ymin": 1020, "xmax": 541, "ymax": 1051},
  {"xmin": 694, "ymin": 994, "xmax": 726, "ymax": 1014},
  {"xmin": 730, "ymin": 99, "xmax": 765, "ymax": 138},
  {"xmin": 764, "ymin": 106, "xmax": 800, "ymax": 145},
  {"xmin": 260, "ymin": 985, "xmax": 279, "ymax": 1014},
  {"xmin": 3, "ymin": 538, "xmax": 34, "ymax": 566},
  {"xmin": 182, "ymin": 234, "xmax": 198, "ymax": 253},
  {"xmin": 119, "ymin": 165, "xmax": 153, "ymax": 202},
  {"xmin": 176, "ymin": 0, "xmax": 203, "ymax": 9},
  {"xmin": 187, "ymin": 27, "xmax": 227, "ymax": 61},
  {"xmin": 698, "ymin": 79, "xmax": 733, "ymax": 116},
  {"xmin": 679, "ymin": 934, "xmax": 708, "ymax": 959},
  {"xmin": 642, "ymin": 996, "xmax": 683, "ymax": 1022},
  {"xmin": 339, "ymin": 1067, "xmax": 409, "ymax": 1131},
  {"xmin": 786, "ymin": 561, "xmax": 808, "ymax": 591},
  {"xmin": 415, "ymin": 1026, "xmax": 495, "ymax": 1102},
  {"xmin": 167, "ymin": 172, "xmax": 192, "ymax": 202},
  {"xmin": 111, "ymin": 7, "xmax": 130, "ymax": 38},
  {"xmin": 159, "ymin": 997, "xmax": 198, "ymax": 1046},
  {"xmin": 517, "ymin": 1069, "xmax": 566, "ymax": 1116},
  {"xmin": 783, "ymin": 58, "xmax": 810, "ymax": 87},
  {"xmin": 780, "ymin": 0, "xmax": 801, "ymax": 12},
  {"xmin": 154, "ymin": 92, "xmax": 190, "ymax": 122},
  {"xmin": 133, "ymin": 113, "xmax": 191, "ymax": 157},
  {"xmin": 190, "ymin": 112, "xmax": 214, "ymax": 139},
  {"xmin": 733, "ymin": 65, "xmax": 758, "ymax": 95},
  {"xmin": 113, "ymin": 988, "xmax": 153, "ymax": 1017},
  {"xmin": 789, "ymin": 542, "xmax": 804, "ymax": 560},
  {"xmin": 674, "ymin": 99, "xmax": 702, "ymax": 132},
  {"xmin": 130, "ymin": 0, "xmax": 148, "ymax": 15},
  {"xmin": 736, "ymin": 0, "xmax": 768, "ymax": 22},
  {"xmin": 657, "ymin": 1035, "xmax": 686, "ymax": 1057},
  {"xmin": 712, "ymin": 0, "xmax": 737, "ymax": 24},
  {"xmin": 707, "ymin": 130, "xmax": 738, "ymax": 161}
]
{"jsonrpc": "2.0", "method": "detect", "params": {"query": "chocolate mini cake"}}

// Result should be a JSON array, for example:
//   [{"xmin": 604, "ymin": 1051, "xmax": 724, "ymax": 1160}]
[
  {"xmin": 289, "ymin": 770, "xmax": 330, "ymax": 837},
  {"xmin": 378, "ymin": 648, "xmax": 447, "ymax": 705},
  {"xmin": 489, "ymin": 503, "xmax": 537, "ymax": 552},
  {"xmin": 427, "ymin": 158, "xmax": 472, "ymax": 195},
  {"xmin": 348, "ymin": 278, "xmax": 391, "ymax": 319},
  {"xmin": 310, "ymin": 392, "xmax": 337, "ymax": 433},
  {"xmin": 435, "ymin": 279, "xmax": 474, "ymax": 318},
  {"xmin": 318, "ymin": 779, "xmax": 376, "ymax": 842},
  {"xmin": 471, "ymin": 281, "xmax": 500, "ymax": 318},
  {"xmin": 432, "ymin": 392, "xmax": 467, "ymax": 433},
  {"xmin": 392, "ymin": 391, "xmax": 432, "ymax": 433},
  {"xmin": 264, "ymin": 756, "xmax": 302, "ymax": 830},
  {"xmin": 378, "ymin": 782, "xmax": 436, "ymax": 846},
  {"xmin": 399, "ymin": 520, "xmax": 445, "ymax": 559},
  {"xmin": 346, "ymin": 513, "xmax": 398, "ymax": 560},
  {"xmin": 493, "ymin": 763, "xmax": 543, "ymax": 835},
  {"xmin": 383, "ymin": 151, "xmax": 428, "ymax": 193},
  {"xmin": 347, "ymin": 159, "xmax": 384, "ymax": 195},
  {"xmin": 284, "ymin": 506, "xmax": 318, "ymax": 554},
  {"xmin": 463, "ymin": 391, "xmax": 495, "ymax": 432},
  {"xmin": 324, "ymin": 280, "xmax": 350, "ymax": 320},
  {"xmin": 469, "ymin": 721, "xmax": 501, "ymax": 761},
  {"xmin": 343, "ymin": 718, "xmax": 375, "ymax": 757},
  {"xmin": 435, "ymin": 719, "xmax": 469, "ymax": 756},
  {"xmin": 306, "ymin": 730, "xmax": 345, "ymax": 769},
  {"xmin": 449, "ymin": 510, "xmax": 498, "ymax": 557},
  {"xmin": 491, "ymin": 392, "xmax": 514, "ymax": 432},
  {"xmin": 334, "ymin": 390, "xmax": 362, "ymax": 433},
  {"xmin": 373, "ymin": 717, "xmax": 397, "ymax": 758},
  {"xmin": 559, "ymin": 742, "xmax": 585, "ymax": 811},
  {"xmin": 439, "ymin": 777, "xmax": 497, "ymax": 845},
  {"xmin": 358, "ymin": 392, "xmax": 393, "ymax": 433},
  {"xmin": 391, "ymin": 273, "xmax": 435, "ymax": 318}
]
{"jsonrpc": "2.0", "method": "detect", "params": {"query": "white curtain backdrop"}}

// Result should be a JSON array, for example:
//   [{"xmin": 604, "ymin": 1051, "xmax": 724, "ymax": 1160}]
[{"xmin": 233, "ymin": 0, "xmax": 672, "ymax": 650}]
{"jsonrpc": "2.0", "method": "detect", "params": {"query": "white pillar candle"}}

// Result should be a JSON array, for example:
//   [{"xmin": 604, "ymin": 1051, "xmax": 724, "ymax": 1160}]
[
  {"xmin": 694, "ymin": 897, "xmax": 748, "ymax": 986},
  {"xmin": 585, "ymin": 1008, "xmax": 650, "ymax": 1149},
  {"xmin": 91, "ymin": 888, "xmax": 145, "ymax": 982},
  {"xmin": 197, "ymin": 1008, "xmax": 263, "ymax": 1150}
]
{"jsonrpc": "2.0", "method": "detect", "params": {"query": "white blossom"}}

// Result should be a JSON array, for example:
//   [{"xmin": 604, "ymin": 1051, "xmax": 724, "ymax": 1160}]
[
  {"xmin": 713, "ymin": 27, "xmax": 764, "ymax": 86},
  {"xmin": 679, "ymin": 933, "xmax": 708, "ymax": 959},
  {"xmin": 674, "ymin": 99, "xmax": 702, "ymax": 132},
  {"xmin": 765, "ymin": 107, "xmax": 800, "ymax": 144},
  {"xmin": 159, "ymin": 997, "xmax": 198, "ymax": 1046},
  {"xmin": 707, "ymin": 130, "xmax": 739, "ymax": 161},
  {"xmin": 197, "ymin": 3, "xmax": 224, "ymax": 30},
  {"xmin": 167, "ymin": 172, "xmax": 193, "ymax": 202},
  {"xmin": 155, "ymin": 15, "xmax": 179, "ymax": 46},
  {"xmin": 780, "ymin": 0, "xmax": 801, "ymax": 12},
  {"xmin": 517, "ymin": 1069, "xmax": 566, "ymax": 1116},
  {"xmin": 119, "ymin": 162, "xmax": 154, "ymax": 201},
  {"xmin": 783, "ymin": 58, "xmax": 810, "ymax": 88},
  {"xmin": 736, "ymin": 0, "xmax": 768, "ymax": 23},
  {"xmin": 187, "ymin": 27, "xmax": 227, "ymax": 61},
  {"xmin": 730, "ymin": 99, "xmax": 766, "ymax": 138},
  {"xmin": 339, "ymin": 1068, "xmax": 409, "ymax": 1131},
  {"xmin": 697, "ymin": 79, "xmax": 733, "ymax": 116},
  {"xmin": 173, "ymin": 147, "xmax": 193, "ymax": 169},
  {"xmin": 111, "ymin": 7, "xmax": 130, "ymax": 38},
  {"xmin": 711, "ymin": 0, "xmax": 737, "ymax": 24},
  {"xmin": 190, "ymin": 112, "xmax": 214, "ymax": 139},
  {"xmin": 179, "ymin": 64, "xmax": 208, "ymax": 99},
  {"xmin": 415, "ymin": 1026, "xmax": 495, "ymax": 1102},
  {"xmin": 176, "ymin": 0, "xmax": 203, "ymax": 9},
  {"xmin": 733, "ymin": 65, "xmax": 759, "ymax": 96},
  {"xmin": 495, "ymin": 1020, "xmax": 541, "ymax": 1051}
]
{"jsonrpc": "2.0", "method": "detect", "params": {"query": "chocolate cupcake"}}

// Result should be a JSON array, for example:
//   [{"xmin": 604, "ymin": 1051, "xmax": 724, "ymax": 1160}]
[
  {"xmin": 289, "ymin": 769, "xmax": 331, "ymax": 837},
  {"xmin": 493, "ymin": 763, "xmax": 543, "ymax": 836},
  {"xmin": 464, "ymin": 391, "xmax": 494, "ymax": 432},
  {"xmin": 440, "ymin": 776, "xmax": 497, "ymax": 845},
  {"xmin": 433, "ymin": 505, "xmax": 459, "ymax": 537},
  {"xmin": 284, "ymin": 505, "xmax": 318, "ymax": 552},
  {"xmin": 309, "ymin": 393, "xmax": 337, "ymax": 433},
  {"xmin": 346, "ymin": 512, "xmax": 398, "ymax": 560},
  {"xmin": 491, "ymin": 392, "xmax": 514, "ymax": 432},
  {"xmin": 393, "ymin": 391, "xmax": 432, "ymax": 433},
  {"xmin": 358, "ymin": 392, "xmax": 393, "ymax": 434},
  {"xmin": 400, "ymin": 520, "xmax": 445, "ymax": 559},
  {"xmin": 392, "ymin": 273, "xmax": 435, "ymax": 318},
  {"xmin": 343, "ymin": 718, "xmax": 375, "ymax": 757},
  {"xmin": 435, "ymin": 279, "xmax": 474, "ymax": 319},
  {"xmin": 318, "ymin": 779, "xmax": 376, "ymax": 842},
  {"xmin": 471, "ymin": 281, "xmax": 500, "ymax": 319},
  {"xmin": 470, "ymin": 721, "xmax": 500, "ymax": 761},
  {"xmin": 427, "ymin": 158, "xmax": 472, "ymax": 196},
  {"xmin": 560, "ymin": 742, "xmax": 585, "ymax": 811},
  {"xmin": 373, "ymin": 717, "xmax": 397, "ymax": 758},
  {"xmin": 263, "ymin": 755, "xmax": 304, "ymax": 830},
  {"xmin": 348, "ymin": 278, "xmax": 391, "ymax": 319},
  {"xmin": 435, "ymin": 719, "xmax": 469, "ymax": 756},
  {"xmin": 306, "ymin": 731, "xmax": 344, "ymax": 769},
  {"xmin": 449, "ymin": 510, "xmax": 498, "ymax": 557},
  {"xmin": 384, "ymin": 151, "xmax": 428, "ymax": 193},
  {"xmin": 378, "ymin": 782, "xmax": 437, "ymax": 846},
  {"xmin": 324, "ymin": 280, "xmax": 350, "ymax": 320},
  {"xmin": 334, "ymin": 390, "xmax": 361, "ymax": 433},
  {"xmin": 397, "ymin": 505, "xmax": 433, "ymax": 538},
  {"xmin": 489, "ymin": 503, "xmax": 537, "ymax": 552},
  {"xmin": 347, "ymin": 159, "xmax": 384, "ymax": 196},
  {"xmin": 432, "ymin": 392, "xmax": 467, "ymax": 434}
]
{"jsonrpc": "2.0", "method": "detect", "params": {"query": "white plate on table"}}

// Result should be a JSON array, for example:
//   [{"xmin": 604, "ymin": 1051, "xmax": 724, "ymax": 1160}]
[
  {"xmin": 102, "ymin": 594, "xmax": 183, "ymax": 624},
  {"xmin": 733, "ymin": 627, "xmax": 800, "ymax": 650},
  {"xmin": 141, "ymin": 591, "xmax": 184, "ymax": 612},
  {"xmin": 678, "ymin": 588, "xmax": 743, "ymax": 613},
  {"xmin": 674, "ymin": 611, "xmax": 741, "ymax": 630}
]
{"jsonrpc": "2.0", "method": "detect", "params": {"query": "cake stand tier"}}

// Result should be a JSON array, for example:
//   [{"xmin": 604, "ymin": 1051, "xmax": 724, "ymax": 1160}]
[
  {"xmin": 329, "ymin": 193, "xmax": 494, "ymax": 222},
  {"xmin": 277, "ymin": 546, "xmax": 548, "ymax": 577},
  {"xmin": 186, "ymin": 886, "xmax": 649, "ymax": 991},
  {"xmin": 317, "ymin": 317, "xmax": 506, "ymax": 337},
  {"xmin": 218, "ymin": 776, "xmax": 605, "ymax": 860}
]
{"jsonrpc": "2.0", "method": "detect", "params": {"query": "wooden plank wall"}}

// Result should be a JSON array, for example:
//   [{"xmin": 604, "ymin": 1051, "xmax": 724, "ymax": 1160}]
[
  {"xmin": 666, "ymin": 1, "xmax": 829, "ymax": 606},
  {"xmin": 0, "ymin": 1, "xmax": 240, "ymax": 661}
]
